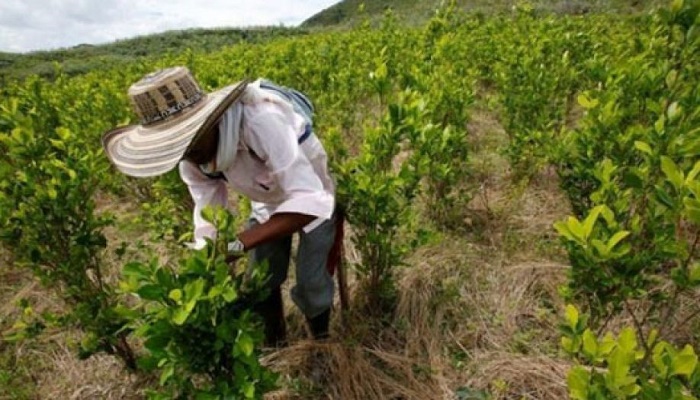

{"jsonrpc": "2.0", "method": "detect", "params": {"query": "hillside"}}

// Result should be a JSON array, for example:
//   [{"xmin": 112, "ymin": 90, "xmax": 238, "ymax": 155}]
[
  {"xmin": 302, "ymin": 0, "xmax": 665, "ymax": 27},
  {"xmin": 0, "ymin": 1, "xmax": 665, "ymax": 83},
  {"xmin": 0, "ymin": 27, "xmax": 306, "ymax": 82}
]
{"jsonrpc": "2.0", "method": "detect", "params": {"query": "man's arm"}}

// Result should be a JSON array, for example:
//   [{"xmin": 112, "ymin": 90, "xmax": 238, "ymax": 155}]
[
  {"xmin": 179, "ymin": 160, "xmax": 229, "ymax": 249},
  {"xmin": 237, "ymin": 212, "xmax": 315, "ymax": 251}
]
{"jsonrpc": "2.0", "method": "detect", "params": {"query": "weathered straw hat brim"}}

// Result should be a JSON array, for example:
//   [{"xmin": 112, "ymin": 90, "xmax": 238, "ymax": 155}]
[{"xmin": 102, "ymin": 80, "xmax": 249, "ymax": 178}]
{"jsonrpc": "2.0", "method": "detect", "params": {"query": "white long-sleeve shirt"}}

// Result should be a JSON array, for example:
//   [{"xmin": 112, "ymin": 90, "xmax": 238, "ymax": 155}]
[{"xmin": 179, "ymin": 99, "xmax": 335, "ymax": 249}]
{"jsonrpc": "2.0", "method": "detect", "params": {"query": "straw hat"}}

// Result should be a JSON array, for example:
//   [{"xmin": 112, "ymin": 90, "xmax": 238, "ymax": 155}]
[{"xmin": 102, "ymin": 66, "xmax": 249, "ymax": 177}]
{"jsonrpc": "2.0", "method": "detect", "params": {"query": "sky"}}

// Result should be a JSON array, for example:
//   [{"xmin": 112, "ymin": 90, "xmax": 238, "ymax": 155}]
[{"xmin": 0, "ymin": 0, "xmax": 340, "ymax": 53}]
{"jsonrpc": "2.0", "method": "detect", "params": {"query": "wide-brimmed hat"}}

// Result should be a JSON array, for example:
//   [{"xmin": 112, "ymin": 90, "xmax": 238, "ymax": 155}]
[{"xmin": 102, "ymin": 66, "xmax": 249, "ymax": 177}]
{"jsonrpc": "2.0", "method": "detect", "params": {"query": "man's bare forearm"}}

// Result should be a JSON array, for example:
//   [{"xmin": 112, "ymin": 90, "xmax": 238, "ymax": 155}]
[{"xmin": 237, "ymin": 212, "xmax": 315, "ymax": 251}]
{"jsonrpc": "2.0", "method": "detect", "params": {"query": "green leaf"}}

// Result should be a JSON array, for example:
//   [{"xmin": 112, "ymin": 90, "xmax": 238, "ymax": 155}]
[
  {"xmin": 582, "ymin": 206, "xmax": 605, "ymax": 240},
  {"xmin": 137, "ymin": 285, "xmax": 164, "ymax": 300},
  {"xmin": 679, "ymin": 128, "xmax": 700, "ymax": 157},
  {"xmin": 592, "ymin": 239, "xmax": 609, "ymax": 258},
  {"xmin": 661, "ymin": 156, "xmax": 684, "ymax": 191},
  {"xmin": 600, "ymin": 206, "xmax": 615, "ymax": 225},
  {"xmin": 160, "ymin": 364, "xmax": 174, "ymax": 386},
  {"xmin": 686, "ymin": 161, "xmax": 700, "ymax": 184},
  {"xmin": 567, "ymin": 367, "xmax": 590, "ymax": 400},
  {"xmin": 582, "ymin": 329, "xmax": 598, "ymax": 359},
  {"xmin": 200, "ymin": 206, "xmax": 216, "ymax": 224},
  {"xmin": 608, "ymin": 348, "xmax": 634, "ymax": 391},
  {"xmin": 653, "ymin": 342, "xmax": 670, "ymax": 377},
  {"xmin": 567, "ymin": 217, "xmax": 586, "ymax": 241},
  {"xmin": 655, "ymin": 186, "xmax": 676, "ymax": 208},
  {"xmin": 672, "ymin": 0, "xmax": 684, "ymax": 12},
  {"xmin": 49, "ymin": 139, "xmax": 65, "ymax": 150},
  {"xmin": 623, "ymin": 171, "xmax": 644, "ymax": 189},
  {"xmin": 689, "ymin": 263, "xmax": 700, "ymax": 284},
  {"xmin": 672, "ymin": 345, "xmax": 698, "ymax": 377},
  {"xmin": 577, "ymin": 93, "xmax": 599, "ymax": 109},
  {"xmin": 599, "ymin": 333, "xmax": 616, "ymax": 356},
  {"xmin": 554, "ymin": 221, "xmax": 577, "ymax": 242},
  {"xmin": 562, "ymin": 336, "xmax": 575, "ymax": 353},
  {"xmin": 618, "ymin": 328, "xmax": 638, "ymax": 353},
  {"xmin": 54, "ymin": 127, "xmax": 72, "ymax": 141},
  {"xmin": 208, "ymin": 285, "xmax": 223, "ymax": 299},
  {"xmin": 666, "ymin": 69, "xmax": 678, "ymax": 88},
  {"xmin": 184, "ymin": 279, "xmax": 205, "ymax": 302},
  {"xmin": 168, "ymin": 289, "xmax": 182, "ymax": 302},
  {"xmin": 634, "ymin": 141, "xmax": 653, "ymax": 155},
  {"xmin": 122, "ymin": 262, "xmax": 150, "ymax": 279},
  {"xmin": 222, "ymin": 286, "xmax": 237, "ymax": 302},
  {"xmin": 144, "ymin": 335, "xmax": 170, "ymax": 354},
  {"xmin": 565, "ymin": 304, "xmax": 579, "ymax": 329},
  {"xmin": 185, "ymin": 256, "xmax": 208, "ymax": 274},
  {"xmin": 646, "ymin": 329, "xmax": 659, "ymax": 350},
  {"xmin": 667, "ymin": 101, "xmax": 682, "ymax": 121},
  {"xmin": 237, "ymin": 333, "xmax": 254, "ymax": 357},
  {"xmin": 655, "ymin": 114, "xmax": 667, "ymax": 134},
  {"xmin": 172, "ymin": 304, "xmax": 194, "ymax": 325},
  {"xmin": 684, "ymin": 199, "xmax": 700, "ymax": 224},
  {"xmin": 243, "ymin": 382, "xmax": 255, "ymax": 399},
  {"xmin": 607, "ymin": 231, "xmax": 630, "ymax": 250}
]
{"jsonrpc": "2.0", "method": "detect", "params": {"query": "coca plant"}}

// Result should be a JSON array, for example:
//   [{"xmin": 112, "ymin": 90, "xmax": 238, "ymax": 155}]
[
  {"xmin": 120, "ymin": 207, "xmax": 277, "ymax": 399},
  {"xmin": 0, "ymin": 98, "xmax": 136, "ymax": 368},
  {"xmin": 555, "ymin": 0, "xmax": 700, "ymax": 327},
  {"xmin": 556, "ymin": 4, "xmax": 700, "ymax": 396},
  {"xmin": 492, "ymin": 7, "xmax": 597, "ymax": 180},
  {"xmin": 561, "ymin": 305, "xmax": 700, "ymax": 399},
  {"xmin": 330, "ymin": 90, "xmax": 424, "ymax": 308}
]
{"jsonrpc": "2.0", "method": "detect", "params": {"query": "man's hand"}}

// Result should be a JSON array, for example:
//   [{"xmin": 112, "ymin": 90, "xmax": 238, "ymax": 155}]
[
  {"xmin": 226, "ymin": 239, "xmax": 245, "ymax": 275},
  {"xmin": 225, "ymin": 213, "xmax": 314, "ymax": 276},
  {"xmin": 226, "ymin": 253, "xmax": 241, "ymax": 276}
]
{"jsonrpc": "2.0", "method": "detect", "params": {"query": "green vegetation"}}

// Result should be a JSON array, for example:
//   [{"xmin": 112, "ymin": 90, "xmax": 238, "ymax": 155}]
[
  {"xmin": 0, "ymin": 27, "xmax": 306, "ymax": 82},
  {"xmin": 123, "ymin": 208, "xmax": 277, "ymax": 398},
  {"xmin": 302, "ymin": 0, "xmax": 666, "ymax": 27},
  {"xmin": 1, "ymin": 0, "xmax": 698, "ymax": 398}
]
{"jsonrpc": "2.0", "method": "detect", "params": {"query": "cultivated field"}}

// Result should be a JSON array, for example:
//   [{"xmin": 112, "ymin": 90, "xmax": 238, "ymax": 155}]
[{"xmin": 1, "ymin": 2, "xmax": 699, "ymax": 399}]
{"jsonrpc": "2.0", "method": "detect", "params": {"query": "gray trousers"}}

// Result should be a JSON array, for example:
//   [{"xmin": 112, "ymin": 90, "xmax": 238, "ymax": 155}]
[{"xmin": 247, "ymin": 215, "xmax": 336, "ymax": 319}]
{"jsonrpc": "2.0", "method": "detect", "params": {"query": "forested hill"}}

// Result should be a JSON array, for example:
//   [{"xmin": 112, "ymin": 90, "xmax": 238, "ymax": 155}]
[
  {"xmin": 0, "ymin": 27, "xmax": 306, "ymax": 82},
  {"xmin": 302, "ymin": 0, "xmax": 665, "ymax": 27}
]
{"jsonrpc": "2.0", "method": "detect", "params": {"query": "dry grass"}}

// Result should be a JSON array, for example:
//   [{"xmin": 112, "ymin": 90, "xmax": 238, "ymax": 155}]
[
  {"xmin": 263, "ymin": 341, "xmax": 449, "ymax": 400},
  {"xmin": 25, "ymin": 338, "xmax": 148, "ymax": 400},
  {"xmin": 463, "ymin": 353, "xmax": 569, "ymax": 399},
  {"xmin": 405, "ymin": 238, "xmax": 571, "ymax": 399}
]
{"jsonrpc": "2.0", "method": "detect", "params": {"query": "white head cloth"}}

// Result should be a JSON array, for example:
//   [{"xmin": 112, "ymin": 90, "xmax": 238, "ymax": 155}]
[{"xmin": 201, "ymin": 79, "xmax": 294, "ymax": 174}]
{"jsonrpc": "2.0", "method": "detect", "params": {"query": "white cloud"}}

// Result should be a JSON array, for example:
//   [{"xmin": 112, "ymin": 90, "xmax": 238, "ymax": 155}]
[{"xmin": 0, "ymin": 0, "xmax": 339, "ymax": 52}]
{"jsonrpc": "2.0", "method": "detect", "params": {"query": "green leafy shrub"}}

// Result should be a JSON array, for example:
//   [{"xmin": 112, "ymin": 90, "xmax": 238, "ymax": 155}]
[
  {"xmin": 493, "ymin": 10, "xmax": 596, "ymax": 180},
  {"xmin": 554, "ymin": 0, "xmax": 700, "ymax": 325},
  {"xmin": 331, "ymin": 90, "xmax": 430, "ymax": 308},
  {"xmin": 555, "ymin": 0, "xmax": 699, "ymax": 216},
  {"xmin": 120, "ymin": 207, "xmax": 277, "ymax": 399},
  {"xmin": 0, "ymin": 103, "xmax": 135, "ymax": 368},
  {"xmin": 562, "ymin": 305, "xmax": 700, "ymax": 399},
  {"xmin": 555, "ymin": 153, "xmax": 700, "ymax": 325}
]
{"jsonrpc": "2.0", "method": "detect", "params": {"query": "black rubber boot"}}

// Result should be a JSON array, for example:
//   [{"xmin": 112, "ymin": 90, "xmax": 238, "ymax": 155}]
[
  {"xmin": 306, "ymin": 308, "xmax": 331, "ymax": 340},
  {"xmin": 253, "ymin": 287, "xmax": 287, "ymax": 347}
]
